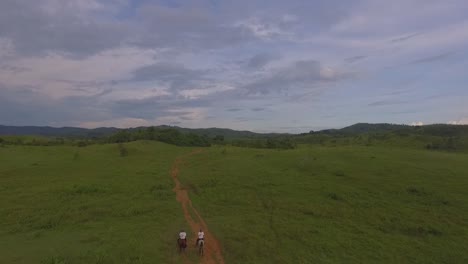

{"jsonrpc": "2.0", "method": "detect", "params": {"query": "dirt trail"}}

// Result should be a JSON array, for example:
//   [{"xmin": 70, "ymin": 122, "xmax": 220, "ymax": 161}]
[{"xmin": 171, "ymin": 150, "xmax": 225, "ymax": 264}]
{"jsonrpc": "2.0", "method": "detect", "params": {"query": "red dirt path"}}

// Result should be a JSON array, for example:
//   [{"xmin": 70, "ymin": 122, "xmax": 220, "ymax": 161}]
[{"xmin": 171, "ymin": 150, "xmax": 225, "ymax": 264}]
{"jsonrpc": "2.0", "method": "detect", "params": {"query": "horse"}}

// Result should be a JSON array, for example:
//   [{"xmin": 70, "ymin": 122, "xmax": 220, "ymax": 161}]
[
  {"xmin": 197, "ymin": 239, "xmax": 204, "ymax": 256},
  {"xmin": 177, "ymin": 238, "xmax": 187, "ymax": 254}
]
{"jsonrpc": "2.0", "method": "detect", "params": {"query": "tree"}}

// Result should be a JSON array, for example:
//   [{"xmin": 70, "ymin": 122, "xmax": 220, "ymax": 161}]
[
  {"xmin": 213, "ymin": 135, "xmax": 224, "ymax": 142},
  {"xmin": 146, "ymin": 127, "xmax": 156, "ymax": 140},
  {"xmin": 108, "ymin": 130, "xmax": 131, "ymax": 143},
  {"xmin": 118, "ymin": 143, "xmax": 128, "ymax": 157},
  {"xmin": 446, "ymin": 136, "xmax": 455, "ymax": 149}
]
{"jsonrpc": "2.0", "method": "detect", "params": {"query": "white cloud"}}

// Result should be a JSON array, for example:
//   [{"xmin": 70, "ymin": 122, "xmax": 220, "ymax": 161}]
[
  {"xmin": 330, "ymin": 0, "xmax": 467, "ymax": 35},
  {"xmin": 155, "ymin": 107, "xmax": 208, "ymax": 127},
  {"xmin": 282, "ymin": 14, "xmax": 298, "ymax": 23},
  {"xmin": 0, "ymin": 47, "xmax": 158, "ymax": 98},
  {"xmin": 235, "ymin": 17, "xmax": 291, "ymax": 39},
  {"xmin": 42, "ymin": 0, "xmax": 104, "ymax": 14},
  {"xmin": 178, "ymin": 84, "xmax": 235, "ymax": 99},
  {"xmin": 448, "ymin": 118, "xmax": 468, "ymax": 125},
  {"xmin": 410, "ymin": 121, "xmax": 424, "ymax": 126},
  {"xmin": 106, "ymin": 86, "xmax": 171, "ymax": 101},
  {"xmin": 1, "ymin": 0, "xmax": 467, "ymax": 131}
]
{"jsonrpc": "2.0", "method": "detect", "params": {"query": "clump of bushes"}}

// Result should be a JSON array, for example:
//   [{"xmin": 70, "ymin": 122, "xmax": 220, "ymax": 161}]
[
  {"xmin": 333, "ymin": 170, "xmax": 346, "ymax": 177},
  {"xmin": 403, "ymin": 226, "xmax": 442, "ymax": 237},
  {"xmin": 231, "ymin": 137, "xmax": 296, "ymax": 149},
  {"xmin": 118, "ymin": 143, "xmax": 128, "ymax": 157},
  {"xmin": 327, "ymin": 192, "xmax": 343, "ymax": 201},
  {"xmin": 426, "ymin": 136, "xmax": 462, "ymax": 151},
  {"xmin": 406, "ymin": 186, "xmax": 429, "ymax": 196},
  {"xmin": 107, "ymin": 127, "xmax": 211, "ymax": 147}
]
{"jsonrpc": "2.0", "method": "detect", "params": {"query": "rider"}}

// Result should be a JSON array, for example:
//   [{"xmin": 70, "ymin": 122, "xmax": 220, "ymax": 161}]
[
  {"xmin": 178, "ymin": 230, "xmax": 187, "ymax": 245},
  {"xmin": 195, "ymin": 228, "xmax": 204, "ymax": 246}
]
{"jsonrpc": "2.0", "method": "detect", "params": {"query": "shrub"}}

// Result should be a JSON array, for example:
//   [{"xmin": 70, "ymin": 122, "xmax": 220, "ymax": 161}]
[
  {"xmin": 77, "ymin": 141, "xmax": 87, "ymax": 147},
  {"xmin": 41, "ymin": 255, "xmax": 68, "ymax": 264},
  {"xmin": 118, "ymin": 143, "xmax": 128, "ymax": 157},
  {"xmin": 406, "ymin": 186, "xmax": 429, "ymax": 196},
  {"xmin": 333, "ymin": 171, "xmax": 346, "ymax": 177},
  {"xmin": 327, "ymin": 192, "xmax": 342, "ymax": 201}
]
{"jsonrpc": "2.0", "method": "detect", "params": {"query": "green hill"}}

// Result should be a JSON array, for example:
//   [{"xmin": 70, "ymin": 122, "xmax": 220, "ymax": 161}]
[
  {"xmin": 0, "ymin": 125, "xmax": 119, "ymax": 138},
  {"xmin": 2, "ymin": 141, "xmax": 467, "ymax": 263}
]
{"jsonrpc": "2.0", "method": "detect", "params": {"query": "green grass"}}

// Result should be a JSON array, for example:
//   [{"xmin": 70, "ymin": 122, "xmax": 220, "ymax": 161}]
[
  {"xmin": 0, "ymin": 141, "xmax": 193, "ymax": 263},
  {"xmin": 2, "ymin": 142, "xmax": 468, "ymax": 263},
  {"xmin": 178, "ymin": 145, "xmax": 468, "ymax": 263}
]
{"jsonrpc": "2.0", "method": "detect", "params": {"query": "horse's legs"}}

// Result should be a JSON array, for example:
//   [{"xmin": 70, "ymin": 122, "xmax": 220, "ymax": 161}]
[{"xmin": 199, "ymin": 242, "xmax": 204, "ymax": 256}]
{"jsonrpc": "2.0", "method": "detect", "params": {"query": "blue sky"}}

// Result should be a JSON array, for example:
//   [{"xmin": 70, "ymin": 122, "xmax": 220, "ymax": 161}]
[{"xmin": 0, "ymin": 0, "xmax": 467, "ymax": 132}]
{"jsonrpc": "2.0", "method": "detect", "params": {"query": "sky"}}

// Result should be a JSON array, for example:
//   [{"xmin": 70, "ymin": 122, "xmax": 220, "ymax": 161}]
[{"xmin": 0, "ymin": 0, "xmax": 467, "ymax": 133}]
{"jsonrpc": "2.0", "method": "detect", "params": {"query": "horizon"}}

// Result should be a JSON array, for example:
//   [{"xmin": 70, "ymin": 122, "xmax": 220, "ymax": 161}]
[
  {"xmin": 1, "ymin": 122, "xmax": 466, "ymax": 135},
  {"xmin": 1, "ymin": 0, "xmax": 468, "ymax": 133}
]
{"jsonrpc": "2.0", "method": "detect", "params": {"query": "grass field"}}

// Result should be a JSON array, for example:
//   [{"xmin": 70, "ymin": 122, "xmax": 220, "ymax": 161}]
[
  {"xmin": 1, "ymin": 142, "xmax": 468, "ymax": 263},
  {"xmin": 178, "ymin": 145, "xmax": 468, "ymax": 263},
  {"xmin": 0, "ymin": 141, "xmax": 194, "ymax": 263}
]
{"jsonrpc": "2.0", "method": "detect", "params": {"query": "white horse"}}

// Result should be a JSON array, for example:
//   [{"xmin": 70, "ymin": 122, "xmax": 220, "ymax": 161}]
[{"xmin": 197, "ymin": 239, "xmax": 204, "ymax": 256}]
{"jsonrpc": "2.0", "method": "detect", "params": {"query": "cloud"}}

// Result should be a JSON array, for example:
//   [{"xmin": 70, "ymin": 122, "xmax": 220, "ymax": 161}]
[
  {"xmin": 0, "ymin": 47, "xmax": 157, "ymax": 99},
  {"xmin": 243, "ymin": 60, "xmax": 352, "ymax": 95},
  {"xmin": 390, "ymin": 33, "xmax": 422, "ymax": 43},
  {"xmin": 410, "ymin": 121, "xmax": 424, "ymax": 126},
  {"xmin": 344, "ymin": 55, "xmax": 367, "ymax": 63},
  {"xmin": 236, "ymin": 17, "xmax": 288, "ymax": 39},
  {"xmin": 247, "ymin": 53, "xmax": 278, "ymax": 69},
  {"xmin": 107, "ymin": 91, "xmax": 215, "ymax": 122},
  {"xmin": 330, "ymin": 0, "xmax": 468, "ymax": 35},
  {"xmin": 178, "ymin": 85, "xmax": 235, "ymax": 99},
  {"xmin": 130, "ymin": 62, "xmax": 207, "ymax": 91},
  {"xmin": 235, "ymin": 117, "xmax": 265, "ymax": 122},
  {"xmin": 1, "ymin": 0, "xmax": 467, "ymax": 132},
  {"xmin": 0, "ymin": 65, "xmax": 30, "ymax": 74},
  {"xmin": 409, "ymin": 52, "xmax": 453, "ymax": 64},
  {"xmin": 0, "ymin": 0, "xmax": 131, "ymax": 57},
  {"xmin": 226, "ymin": 108, "xmax": 242, "ymax": 112},
  {"xmin": 447, "ymin": 118, "xmax": 468, "ymax": 125},
  {"xmin": 133, "ymin": 3, "xmax": 255, "ymax": 51},
  {"xmin": 368, "ymin": 99, "xmax": 407, "ymax": 107},
  {"xmin": 79, "ymin": 117, "xmax": 153, "ymax": 129},
  {"xmin": 0, "ymin": 83, "xmax": 109, "ymax": 126},
  {"xmin": 251, "ymin": 107, "xmax": 265, "ymax": 112}
]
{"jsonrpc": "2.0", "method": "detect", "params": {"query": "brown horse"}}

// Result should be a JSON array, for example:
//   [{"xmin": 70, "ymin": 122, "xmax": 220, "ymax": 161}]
[{"xmin": 177, "ymin": 238, "xmax": 187, "ymax": 253}]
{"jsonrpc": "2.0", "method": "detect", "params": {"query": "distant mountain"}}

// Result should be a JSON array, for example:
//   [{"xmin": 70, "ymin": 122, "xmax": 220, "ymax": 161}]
[
  {"xmin": 0, "ymin": 125, "xmax": 119, "ymax": 138},
  {"xmin": 1, "ymin": 123, "xmax": 467, "ymax": 139},
  {"xmin": 317, "ymin": 123, "xmax": 409, "ymax": 134},
  {"xmin": 0, "ymin": 125, "xmax": 286, "ymax": 139},
  {"xmin": 313, "ymin": 123, "xmax": 468, "ymax": 137},
  {"xmin": 142, "ymin": 125, "xmax": 286, "ymax": 139}
]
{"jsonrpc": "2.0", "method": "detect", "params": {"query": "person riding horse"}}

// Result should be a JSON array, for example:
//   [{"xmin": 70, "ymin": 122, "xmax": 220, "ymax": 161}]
[
  {"xmin": 178, "ymin": 230, "xmax": 187, "ymax": 251},
  {"xmin": 195, "ymin": 228, "xmax": 204, "ymax": 246}
]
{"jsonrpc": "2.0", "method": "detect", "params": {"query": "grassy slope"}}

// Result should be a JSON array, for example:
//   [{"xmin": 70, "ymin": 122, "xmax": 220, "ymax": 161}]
[
  {"xmin": 179, "ymin": 145, "xmax": 468, "ymax": 264},
  {"xmin": 0, "ymin": 141, "xmax": 192, "ymax": 264},
  {"xmin": 2, "ymin": 141, "xmax": 468, "ymax": 263}
]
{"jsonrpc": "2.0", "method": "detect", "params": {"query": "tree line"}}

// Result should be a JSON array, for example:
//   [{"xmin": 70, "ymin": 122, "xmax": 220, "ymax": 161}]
[
  {"xmin": 107, "ymin": 127, "xmax": 211, "ymax": 147},
  {"xmin": 231, "ymin": 137, "xmax": 296, "ymax": 149}
]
